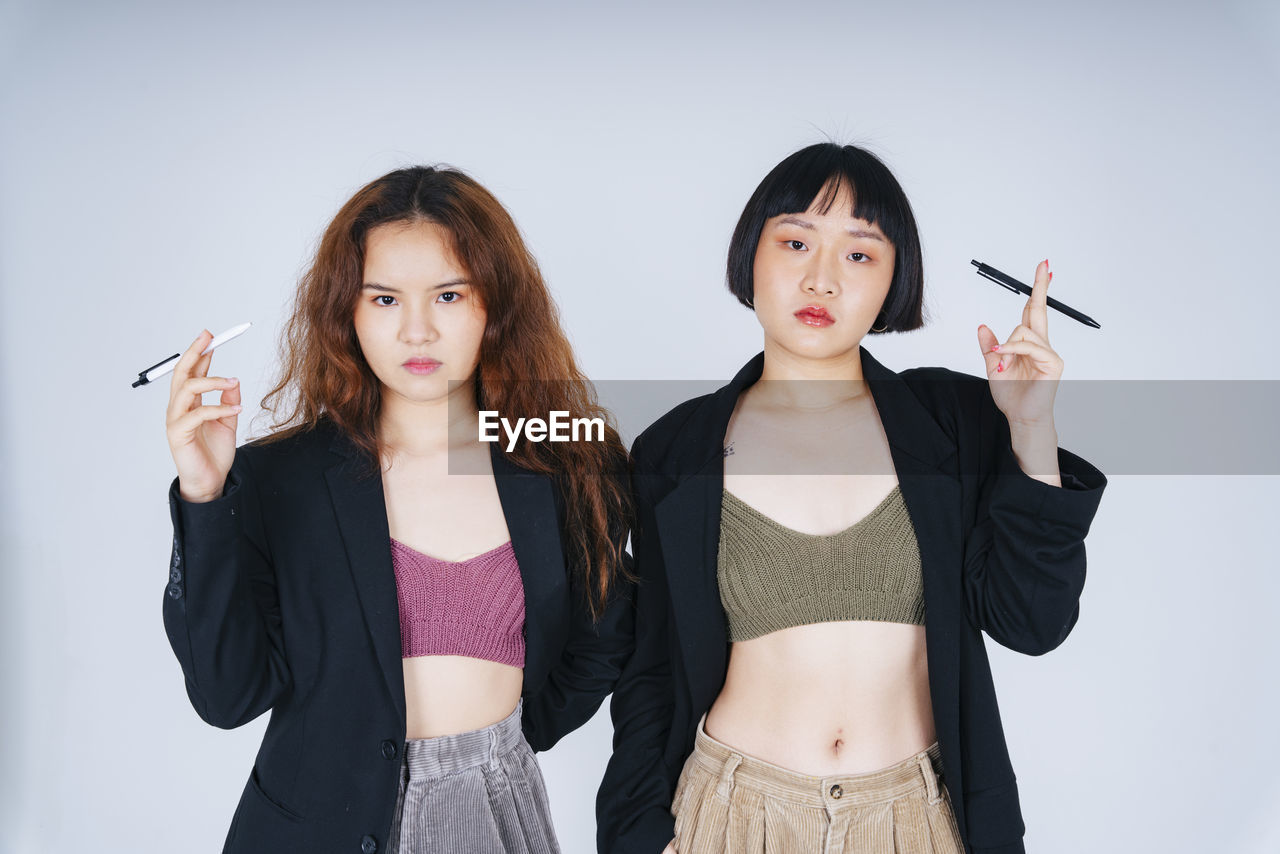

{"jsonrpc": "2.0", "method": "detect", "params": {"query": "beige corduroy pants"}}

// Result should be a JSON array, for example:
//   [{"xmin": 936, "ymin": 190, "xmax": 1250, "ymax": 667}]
[{"xmin": 670, "ymin": 717, "xmax": 964, "ymax": 854}]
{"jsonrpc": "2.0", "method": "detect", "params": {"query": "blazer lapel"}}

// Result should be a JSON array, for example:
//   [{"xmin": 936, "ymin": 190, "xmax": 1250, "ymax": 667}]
[
  {"xmin": 324, "ymin": 435, "xmax": 406, "ymax": 725},
  {"xmin": 654, "ymin": 355, "xmax": 762, "ymax": 706},
  {"xmin": 655, "ymin": 460, "xmax": 728, "ymax": 709},
  {"xmin": 490, "ymin": 444, "xmax": 568, "ymax": 691},
  {"xmin": 861, "ymin": 348, "xmax": 965, "ymax": 799}
]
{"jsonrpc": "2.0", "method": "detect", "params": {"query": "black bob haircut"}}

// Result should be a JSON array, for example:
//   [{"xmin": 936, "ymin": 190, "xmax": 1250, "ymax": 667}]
[{"xmin": 726, "ymin": 142, "xmax": 925, "ymax": 334}]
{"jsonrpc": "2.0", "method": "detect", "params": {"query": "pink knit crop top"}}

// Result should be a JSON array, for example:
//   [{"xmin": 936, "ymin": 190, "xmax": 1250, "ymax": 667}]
[{"xmin": 390, "ymin": 537, "xmax": 526, "ymax": 668}]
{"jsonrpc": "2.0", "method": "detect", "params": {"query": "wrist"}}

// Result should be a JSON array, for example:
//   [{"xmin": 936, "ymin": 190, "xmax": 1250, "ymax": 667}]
[
  {"xmin": 1007, "ymin": 424, "xmax": 1061, "ymax": 484},
  {"xmin": 178, "ymin": 481, "xmax": 223, "ymax": 504},
  {"xmin": 1007, "ymin": 419, "xmax": 1058, "ymax": 444}
]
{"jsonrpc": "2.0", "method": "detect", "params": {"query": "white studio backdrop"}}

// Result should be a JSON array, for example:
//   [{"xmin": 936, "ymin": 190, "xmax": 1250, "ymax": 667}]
[{"xmin": 2, "ymin": 1, "xmax": 1278, "ymax": 852}]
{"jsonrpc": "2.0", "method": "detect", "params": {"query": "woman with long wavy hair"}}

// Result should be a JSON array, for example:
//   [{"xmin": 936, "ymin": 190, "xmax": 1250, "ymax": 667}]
[{"xmin": 160, "ymin": 165, "xmax": 633, "ymax": 854}]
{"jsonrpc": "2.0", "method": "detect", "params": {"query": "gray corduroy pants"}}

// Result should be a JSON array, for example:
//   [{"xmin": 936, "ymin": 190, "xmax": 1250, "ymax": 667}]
[{"xmin": 387, "ymin": 699, "xmax": 561, "ymax": 854}]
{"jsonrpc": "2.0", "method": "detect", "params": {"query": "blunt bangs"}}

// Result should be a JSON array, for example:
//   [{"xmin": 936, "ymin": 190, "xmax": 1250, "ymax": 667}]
[{"xmin": 726, "ymin": 143, "xmax": 925, "ymax": 333}]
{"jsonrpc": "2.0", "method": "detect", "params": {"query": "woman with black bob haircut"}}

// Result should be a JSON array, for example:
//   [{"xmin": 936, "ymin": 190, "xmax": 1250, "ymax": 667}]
[
  {"xmin": 161, "ymin": 165, "xmax": 634, "ymax": 853},
  {"xmin": 597, "ymin": 142, "xmax": 1106, "ymax": 854}
]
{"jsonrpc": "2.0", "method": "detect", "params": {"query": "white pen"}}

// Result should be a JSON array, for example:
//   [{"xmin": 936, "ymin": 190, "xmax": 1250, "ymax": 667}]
[{"xmin": 131, "ymin": 322, "xmax": 253, "ymax": 388}]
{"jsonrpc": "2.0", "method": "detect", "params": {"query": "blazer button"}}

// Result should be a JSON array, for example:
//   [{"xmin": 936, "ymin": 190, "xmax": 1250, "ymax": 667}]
[
  {"xmin": 360, "ymin": 835, "xmax": 378, "ymax": 854},
  {"xmin": 166, "ymin": 584, "xmax": 183, "ymax": 600},
  {"xmin": 170, "ymin": 568, "xmax": 183, "ymax": 583},
  {"xmin": 380, "ymin": 739, "xmax": 398, "ymax": 760}
]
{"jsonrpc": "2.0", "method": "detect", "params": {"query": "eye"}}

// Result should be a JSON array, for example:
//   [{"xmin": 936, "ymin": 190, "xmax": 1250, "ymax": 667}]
[
  {"xmin": 786, "ymin": 240, "xmax": 807, "ymax": 251},
  {"xmin": 437, "ymin": 291, "xmax": 461, "ymax": 304},
  {"xmin": 848, "ymin": 252, "xmax": 868, "ymax": 262},
  {"xmin": 374, "ymin": 295, "xmax": 397, "ymax": 306}
]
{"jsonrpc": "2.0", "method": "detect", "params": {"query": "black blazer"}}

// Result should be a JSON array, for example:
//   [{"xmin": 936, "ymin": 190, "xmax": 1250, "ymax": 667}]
[
  {"xmin": 596, "ymin": 347, "xmax": 1106, "ymax": 854},
  {"xmin": 162, "ymin": 418, "xmax": 633, "ymax": 854}
]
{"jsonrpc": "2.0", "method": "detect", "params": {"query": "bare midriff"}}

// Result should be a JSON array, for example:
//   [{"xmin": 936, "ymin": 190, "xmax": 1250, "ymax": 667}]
[
  {"xmin": 402, "ymin": 655, "xmax": 524, "ymax": 739},
  {"xmin": 704, "ymin": 620, "xmax": 935, "ymax": 775}
]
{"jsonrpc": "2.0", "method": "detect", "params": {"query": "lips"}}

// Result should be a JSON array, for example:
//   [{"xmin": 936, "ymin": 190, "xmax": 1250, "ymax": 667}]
[
  {"xmin": 794, "ymin": 305, "xmax": 834, "ymax": 327},
  {"xmin": 403, "ymin": 357, "xmax": 442, "ymax": 375}
]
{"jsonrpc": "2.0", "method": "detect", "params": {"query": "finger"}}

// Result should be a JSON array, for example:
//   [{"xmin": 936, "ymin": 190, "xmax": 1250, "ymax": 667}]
[
  {"xmin": 1026, "ymin": 259, "xmax": 1051, "ymax": 341},
  {"xmin": 192, "ymin": 345, "xmax": 213, "ymax": 381},
  {"xmin": 168, "ymin": 403, "xmax": 243, "ymax": 440},
  {"xmin": 1001, "ymin": 323, "xmax": 1050, "ymax": 348},
  {"xmin": 219, "ymin": 379, "xmax": 242, "ymax": 409},
  {"xmin": 977, "ymin": 324, "xmax": 1002, "ymax": 373},
  {"xmin": 186, "ymin": 348, "xmax": 217, "ymax": 414},
  {"xmin": 214, "ymin": 383, "xmax": 243, "ymax": 431},
  {"xmin": 989, "ymin": 339, "xmax": 1063, "ymax": 374},
  {"xmin": 168, "ymin": 329, "xmax": 214, "ymax": 404},
  {"xmin": 166, "ymin": 376, "xmax": 239, "ymax": 421}
]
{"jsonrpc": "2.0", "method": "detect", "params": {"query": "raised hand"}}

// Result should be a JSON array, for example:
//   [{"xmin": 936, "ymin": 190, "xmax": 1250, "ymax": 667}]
[
  {"xmin": 976, "ymin": 259, "xmax": 1063, "ymax": 429},
  {"xmin": 165, "ymin": 329, "xmax": 242, "ymax": 503}
]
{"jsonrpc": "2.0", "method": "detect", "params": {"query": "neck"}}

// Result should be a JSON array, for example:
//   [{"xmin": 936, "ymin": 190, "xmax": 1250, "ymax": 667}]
[
  {"xmin": 377, "ymin": 381, "xmax": 480, "ymax": 458},
  {"xmin": 755, "ymin": 339, "xmax": 869, "ymax": 409}
]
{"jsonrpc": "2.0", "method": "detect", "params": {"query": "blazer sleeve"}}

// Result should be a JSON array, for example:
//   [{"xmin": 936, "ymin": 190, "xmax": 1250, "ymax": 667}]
[
  {"xmin": 958, "ymin": 375, "xmax": 1108, "ymax": 656},
  {"xmin": 596, "ymin": 436, "xmax": 679, "ymax": 854},
  {"xmin": 521, "ymin": 502, "xmax": 637, "ymax": 753},
  {"xmin": 162, "ymin": 448, "xmax": 292, "ymax": 729}
]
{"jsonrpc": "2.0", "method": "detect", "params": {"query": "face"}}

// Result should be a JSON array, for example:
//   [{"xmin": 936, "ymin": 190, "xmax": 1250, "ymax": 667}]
[
  {"xmin": 353, "ymin": 220, "xmax": 487, "ymax": 406},
  {"xmin": 750, "ymin": 182, "xmax": 895, "ymax": 361}
]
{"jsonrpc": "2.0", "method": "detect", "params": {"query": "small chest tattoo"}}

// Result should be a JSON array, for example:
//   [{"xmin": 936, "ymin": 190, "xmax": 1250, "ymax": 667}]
[{"xmin": 723, "ymin": 441, "xmax": 736, "ymax": 457}]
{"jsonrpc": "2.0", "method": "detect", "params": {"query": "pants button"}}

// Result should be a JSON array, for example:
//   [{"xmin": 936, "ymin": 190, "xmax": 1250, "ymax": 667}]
[{"xmin": 829, "ymin": 784, "xmax": 843, "ymax": 799}]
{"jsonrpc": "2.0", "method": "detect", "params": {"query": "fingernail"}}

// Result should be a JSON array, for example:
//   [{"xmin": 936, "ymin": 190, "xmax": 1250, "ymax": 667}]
[
  {"xmin": 1048, "ymin": 271, "xmax": 1053, "ymax": 282},
  {"xmin": 997, "ymin": 362, "xmax": 1004, "ymax": 372},
  {"xmin": 990, "ymin": 345, "xmax": 1001, "ymax": 351}
]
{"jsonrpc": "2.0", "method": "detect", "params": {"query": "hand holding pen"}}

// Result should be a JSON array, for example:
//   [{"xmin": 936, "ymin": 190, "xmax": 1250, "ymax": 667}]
[
  {"xmin": 165, "ymin": 329, "xmax": 242, "ymax": 504},
  {"xmin": 976, "ymin": 259, "xmax": 1064, "ymax": 430}
]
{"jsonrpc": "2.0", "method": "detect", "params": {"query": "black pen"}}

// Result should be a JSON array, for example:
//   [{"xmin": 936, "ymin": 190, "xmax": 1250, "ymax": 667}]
[{"xmin": 970, "ymin": 260, "xmax": 1101, "ymax": 329}]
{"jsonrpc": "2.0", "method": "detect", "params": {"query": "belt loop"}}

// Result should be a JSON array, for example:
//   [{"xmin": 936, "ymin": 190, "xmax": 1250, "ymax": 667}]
[
  {"xmin": 487, "ymin": 726, "xmax": 501, "ymax": 765},
  {"xmin": 716, "ymin": 753, "xmax": 743, "ymax": 800},
  {"xmin": 917, "ymin": 753, "xmax": 941, "ymax": 805}
]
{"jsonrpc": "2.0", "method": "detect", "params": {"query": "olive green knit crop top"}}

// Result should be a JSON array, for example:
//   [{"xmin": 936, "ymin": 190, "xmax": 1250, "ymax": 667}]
[{"xmin": 717, "ymin": 485, "xmax": 925, "ymax": 642}]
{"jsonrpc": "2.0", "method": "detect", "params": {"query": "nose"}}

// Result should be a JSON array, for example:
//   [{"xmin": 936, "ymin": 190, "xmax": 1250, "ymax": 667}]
[
  {"xmin": 801, "ymin": 247, "xmax": 841, "ymax": 298},
  {"xmin": 398, "ymin": 302, "xmax": 438, "ymax": 345}
]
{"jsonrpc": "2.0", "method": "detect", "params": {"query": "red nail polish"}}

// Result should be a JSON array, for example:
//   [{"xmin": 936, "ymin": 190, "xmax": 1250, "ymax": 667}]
[
  {"xmin": 997, "ymin": 362, "xmax": 1004, "ymax": 372},
  {"xmin": 991, "ymin": 345, "xmax": 1000, "ymax": 351}
]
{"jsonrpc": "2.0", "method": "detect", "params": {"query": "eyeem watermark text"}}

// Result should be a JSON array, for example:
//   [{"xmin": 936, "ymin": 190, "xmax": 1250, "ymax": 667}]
[{"xmin": 479, "ymin": 410, "xmax": 605, "ymax": 452}]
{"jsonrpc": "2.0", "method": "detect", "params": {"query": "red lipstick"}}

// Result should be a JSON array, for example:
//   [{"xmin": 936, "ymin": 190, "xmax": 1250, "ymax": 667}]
[
  {"xmin": 794, "ymin": 305, "xmax": 834, "ymax": 328},
  {"xmin": 403, "ymin": 356, "xmax": 442, "ymax": 375}
]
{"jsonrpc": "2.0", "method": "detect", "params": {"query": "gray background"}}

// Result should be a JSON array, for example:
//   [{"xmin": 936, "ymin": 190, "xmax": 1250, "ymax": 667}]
[{"xmin": 2, "ymin": 1, "xmax": 1278, "ymax": 851}]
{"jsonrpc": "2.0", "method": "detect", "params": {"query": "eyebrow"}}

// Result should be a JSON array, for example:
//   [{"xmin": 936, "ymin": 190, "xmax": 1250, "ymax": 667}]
[
  {"xmin": 775, "ymin": 215, "xmax": 887, "ymax": 243},
  {"xmin": 361, "ymin": 279, "xmax": 470, "ymax": 293}
]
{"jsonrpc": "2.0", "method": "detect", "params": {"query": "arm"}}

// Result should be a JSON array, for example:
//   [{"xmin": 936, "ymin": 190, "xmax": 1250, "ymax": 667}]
[
  {"xmin": 596, "ymin": 440, "xmax": 679, "ymax": 854},
  {"xmin": 163, "ymin": 448, "xmax": 292, "ymax": 728},
  {"xmin": 520, "ymin": 542, "xmax": 637, "ymax": 753},
  {"xmin": 960, "ymin": 377, "xmax": 1107, "ymax": 655},
  {"xmin": 520, "ymin": 450, "xmax": 637, "ymax": 751}
]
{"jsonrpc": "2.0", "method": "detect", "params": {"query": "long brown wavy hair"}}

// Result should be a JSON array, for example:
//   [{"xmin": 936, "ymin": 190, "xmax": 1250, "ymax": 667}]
[{"xmin": 260, "ymin": 166, "xmax": 633, "ymax": 618}]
